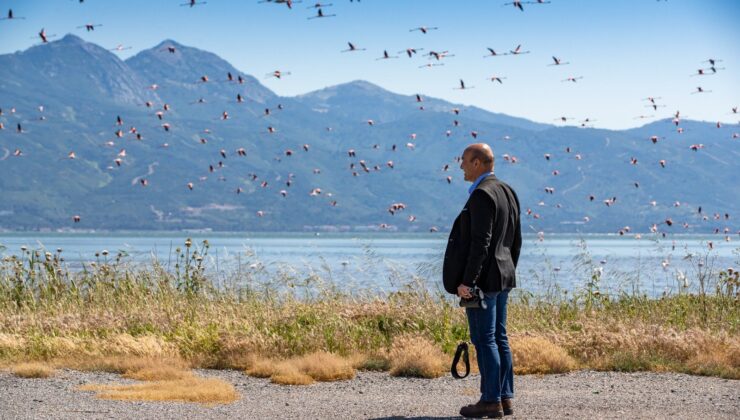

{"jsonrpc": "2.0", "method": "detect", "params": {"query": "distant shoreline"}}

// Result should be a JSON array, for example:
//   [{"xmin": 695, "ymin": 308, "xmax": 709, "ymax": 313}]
[{"xmin": 1, "ymin": 230, "xmax": 735, "ymax": 237}]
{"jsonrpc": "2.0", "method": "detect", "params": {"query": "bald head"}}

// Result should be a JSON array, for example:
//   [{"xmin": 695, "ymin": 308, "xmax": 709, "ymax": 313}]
[{"xmin": 463, "ymin": 143, "xmax": 494, "ymax": 171}]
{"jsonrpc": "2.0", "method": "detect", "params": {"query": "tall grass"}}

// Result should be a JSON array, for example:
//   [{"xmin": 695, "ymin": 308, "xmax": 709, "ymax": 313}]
[{"xmin": 0, "ymin": 239, "xmax": 737, "ymax": 380}]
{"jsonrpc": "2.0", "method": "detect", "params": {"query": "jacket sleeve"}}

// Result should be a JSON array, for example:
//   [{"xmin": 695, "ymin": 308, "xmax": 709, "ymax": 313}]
[
  {"xmin": 511, "ymin": 190, "xmax": 522, "ymax": 268},
  {"xmin": 462, "ymin": 190, "xmax": 494, "ymax": 287}
]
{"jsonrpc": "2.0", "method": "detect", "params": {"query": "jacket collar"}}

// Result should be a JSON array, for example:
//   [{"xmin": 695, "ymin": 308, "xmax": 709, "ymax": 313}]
[{"xmin": 468, "ymin": 172, "xmax": 496, "ymax": 194}]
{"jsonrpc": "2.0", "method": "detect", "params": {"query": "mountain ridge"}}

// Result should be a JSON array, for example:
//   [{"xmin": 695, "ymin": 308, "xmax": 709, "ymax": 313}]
[{"xmin": 0, "ymin": 36, "xmax": 738, "ymax": 234}]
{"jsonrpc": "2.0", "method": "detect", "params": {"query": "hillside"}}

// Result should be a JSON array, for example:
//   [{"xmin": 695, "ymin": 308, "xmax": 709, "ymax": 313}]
[{"xmin": 0, "ymin": 35, "xmax": 738, "ymax": 233}]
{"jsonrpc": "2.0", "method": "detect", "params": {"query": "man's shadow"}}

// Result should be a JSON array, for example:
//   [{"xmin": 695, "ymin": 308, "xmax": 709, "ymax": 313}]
[{"xmin": 370, "ymin": 417, "xmax": 462, "ymax": 420}]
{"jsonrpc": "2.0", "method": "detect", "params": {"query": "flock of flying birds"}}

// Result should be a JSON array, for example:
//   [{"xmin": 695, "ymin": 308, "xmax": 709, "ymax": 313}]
[{"xmin": 0, "ymin": 1, "xmax": 738, "ymax": 245}]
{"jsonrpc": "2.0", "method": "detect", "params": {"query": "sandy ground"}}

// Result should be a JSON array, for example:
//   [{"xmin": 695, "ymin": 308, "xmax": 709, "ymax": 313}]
[{"xmin": 0, "ymin": 369, "xmax": 738, "ymax": 419}]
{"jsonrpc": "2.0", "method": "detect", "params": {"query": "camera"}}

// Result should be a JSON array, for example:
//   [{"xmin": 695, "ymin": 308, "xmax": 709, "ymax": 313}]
[{"xmin": 459, "ymin": 286, "xmax": 487, "ymax": 309}]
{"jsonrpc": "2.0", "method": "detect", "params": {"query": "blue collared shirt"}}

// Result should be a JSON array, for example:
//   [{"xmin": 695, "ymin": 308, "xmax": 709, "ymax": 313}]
[{"xmin": 468, "ymin": 172, "xmax": 494, "ymax": 194}]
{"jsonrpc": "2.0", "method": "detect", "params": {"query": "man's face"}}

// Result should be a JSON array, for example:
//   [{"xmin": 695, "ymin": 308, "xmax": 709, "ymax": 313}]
[{"xmin": 459, "ymin": 151, "xmax": 478, "ymax": 182}]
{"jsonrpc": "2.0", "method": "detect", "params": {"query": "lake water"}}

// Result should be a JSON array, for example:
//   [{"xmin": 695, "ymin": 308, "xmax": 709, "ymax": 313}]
[{"xmin": 0, "ymin": 232, "xmax": 737, "ymax": 297}]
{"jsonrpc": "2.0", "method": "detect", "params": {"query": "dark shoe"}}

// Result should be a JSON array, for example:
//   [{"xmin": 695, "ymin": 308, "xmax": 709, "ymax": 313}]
[
  {"xmin": 459, "ymin": 400, "xmax": 503, "ymax": 418},
  {"xmin": 501, "ymin": 398, "xmax": 513, "ymax": 416}
]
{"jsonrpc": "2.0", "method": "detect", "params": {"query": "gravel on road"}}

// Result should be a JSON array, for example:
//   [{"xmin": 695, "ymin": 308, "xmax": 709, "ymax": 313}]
[{"xmin": 1, "ymin": 369, "xmax": 738, "ymax": 419}]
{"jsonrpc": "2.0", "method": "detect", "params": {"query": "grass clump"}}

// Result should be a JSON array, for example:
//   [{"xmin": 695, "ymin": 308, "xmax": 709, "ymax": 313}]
[
  {"xmin": 11, "ymin": 362, "xmax": 55, "ymax": 378},
  {"xmin": 245, "ymin": 351, "xmax": 355, "ymax": 385},
  {"xmin": 294, "ymin": 351, "xmax": 355, "ymax": 381},
  {"xmin": 270, "ymin": 362, "xmax": 315, "ymax": 385},
  {"xmin": 244, "ymin": 357, "xmax": 275, "ymax": 378},
  {"xmin": 511, "ymin": 336, "xmax": 577, "ymax": 374},
  {"xmin": 389, "ymin": 334, "xmax": 447, "ymax": 378},
  {"xmin": 74, "ymin": 355, "xmax": 237, "ymax": 404},
  {"xmin": 79, "ymin": 377, "xmax": 238, "ymax": 404}
]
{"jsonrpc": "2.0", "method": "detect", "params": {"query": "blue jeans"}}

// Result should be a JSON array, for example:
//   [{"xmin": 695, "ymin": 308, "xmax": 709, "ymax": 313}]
[{"xmin": 465, "ymin": 289, "xmax": 514, "ymax": 403}]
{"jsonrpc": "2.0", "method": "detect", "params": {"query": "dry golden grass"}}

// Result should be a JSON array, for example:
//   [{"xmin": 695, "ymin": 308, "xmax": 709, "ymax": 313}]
[
  {"xmin": 563, "ymin": 325, "xmax": 740, "ymax": 378},
  {"xmin": 389, "ymin": 334, "xmax": 447, "ymax": 378},
  {"xmin": 79, "ymin": 377, "xmax": 238, "ymax": 404},
  {"xmin": 1, "ymin": 253, "xmax": 737, "ymax": 380},
  {"xmin": 270, "ymin": 361, "xmax": 315, "ymax": 385},
  {"xmin": 244, "ymin": 357, "xmax": 276, "ymax": 378},
  {"xmin": 294, "ymin": 351, "xmax": 355, "ymax": 381},
  {"xmin": 244, "ymin": 352, "xmax": 354, "ymax": 385},
  {"xmin": 683, "ymin": 339, "xmax": 740, "ymax": 378},
  {"xmin": 0, "ymin": 333, "xmax": 24, "ymax": 355},
  {"xmin": 11, "ymin": 362, "xmax": 55, "ymax": 378},
  {"xmin": 212, "ymin": 339, "xmax": 258, "ymax": 370},
  {"xmin": 511, "ymin": 336, "xmax": 577, "ymax": 374},
  {"xmin": 71, "ymin": 355, "xmax": 237, "ymax": 404},
  {"xmin": 101, "ymin": 334, "xmax": 177, "ymax": 357}
]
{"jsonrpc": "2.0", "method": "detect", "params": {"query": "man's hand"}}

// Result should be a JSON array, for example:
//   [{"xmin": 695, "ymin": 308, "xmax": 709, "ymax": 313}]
[{"xmin": 457, "ymin": 284, "xmax": 473, "ymax": 299}]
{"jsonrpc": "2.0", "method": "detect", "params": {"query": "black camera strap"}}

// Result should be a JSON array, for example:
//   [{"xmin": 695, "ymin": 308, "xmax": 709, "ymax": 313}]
[{"xmin": 451, "ymin": 342, "xmax": 470, "ymax": 379}]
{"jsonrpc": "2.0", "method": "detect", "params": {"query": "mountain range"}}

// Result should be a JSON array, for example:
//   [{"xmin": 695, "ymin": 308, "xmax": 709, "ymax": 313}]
[{"xmin": 0, "ymin": 34, "xmax": 738, "ymax": 234}]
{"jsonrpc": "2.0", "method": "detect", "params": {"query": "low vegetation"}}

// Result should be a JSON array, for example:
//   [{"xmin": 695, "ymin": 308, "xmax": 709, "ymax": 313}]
[
  {"xmin": 79, "ymin": 377, "xmax": 239, "ymax": 404},
  {"xmin": 72, "ymin": 355, "xmax": 238, "ymax": 404},
  {"xmin": 0, "ymin": 239, "xmax": 737, "ymax": 385},
  {"xmin": 11, "ymin": 362, "xmax": 55, "ymax": 378}
]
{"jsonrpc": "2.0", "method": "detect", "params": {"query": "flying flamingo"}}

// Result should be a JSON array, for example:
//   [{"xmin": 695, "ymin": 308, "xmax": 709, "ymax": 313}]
[
  {"xmin": 704, "ymin": 58, "xmax": 722, "ymax": 66},
  {"xmin": 308, "ymin": 8, "xmax": 335, "ymax": 19},
  {"xmin": 399, "ymin": 47, "xmax": 423, "ymax": 57},
  {"xmin": 341, "ymin": 42, "xmax": 366, "ymax": 52},
  {"xmin": 691, "ymin": 68, "xmax": 714, "ymax": 76},
  {"xmin": 180, "ymin": 0, "xmax": 207, "ymax": 7},
  {"xmin": 0, "ymin": 9, "xmax": 25, "ymax": 20},
  {"xmin": 428, "ymin": 50, "xmax": 454, "ymax": 60},
  {"xmin": 483, "ymin": 48, "xmax": 509, "ymax": 58},
  {"xmin": 509, "ymin": 44, "xmax": 530, "ymax": 55},
  {"xmin": 503, "ymin": 1, "xmax": 524, "ymax": 11},
  {"xmin": 554, "ymin": 116, "xmax": 574, "ymax": 123},
  {"xmin": 376, "ymin": 50, "xmax": 398, "ymax": 60},
  {"xmin": 549, "ymin": 56, "xmax": 570, "ymax": 66},
  {"xmin": 109, "ymin": 44, "xmax": 132, "ymax": 51},
  {"xmin": 36, "ymin": 28, "xmax": 56, "ymax": 43},
  {"xmin": 77, "ymin": 23, "xmax": 103, "ymax": 31},
  {"xmin": 562, "ymin": 76, "xmax": 583, "ymax": 83},
  {"xmin": 419, "ymin": 63, "xmax": 444, "ymax": 69},
  {"xmin": 259, "ymin": 0, "xmax": 298, "ymax": 8},
  {"xmin": 266, "ymin": 70, "xmax": 291, "ymax": 79},
  {"xmin": 409, "ymin": 26, "xmax": 439, "ymax": 34},
  {"xmin": 454, "ymin": 79, "xmax": 474, "ymax": 90}
]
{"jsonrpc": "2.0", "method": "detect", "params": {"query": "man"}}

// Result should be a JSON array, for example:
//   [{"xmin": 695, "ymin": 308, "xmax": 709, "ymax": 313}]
[{"xmin": 443, "ymin": 143, "xmax": 521, "ymax": 418}]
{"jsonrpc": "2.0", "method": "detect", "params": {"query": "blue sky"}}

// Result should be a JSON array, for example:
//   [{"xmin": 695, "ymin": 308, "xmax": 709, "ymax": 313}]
[{"xmin": 1, "ymin": 0, "xmax": 738, "ymax": 129}]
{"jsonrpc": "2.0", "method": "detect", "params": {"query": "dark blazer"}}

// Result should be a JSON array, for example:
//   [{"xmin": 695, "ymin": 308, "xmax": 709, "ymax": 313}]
[{"xmin": 443, "ymin": 175, "xmax": 522, "ymax": 294}]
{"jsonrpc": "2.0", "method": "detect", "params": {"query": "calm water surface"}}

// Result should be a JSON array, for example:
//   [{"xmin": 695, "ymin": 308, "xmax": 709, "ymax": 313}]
[{"xmin": 0, "ymin": 232, "xmax": 736, "ymax": 297}]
